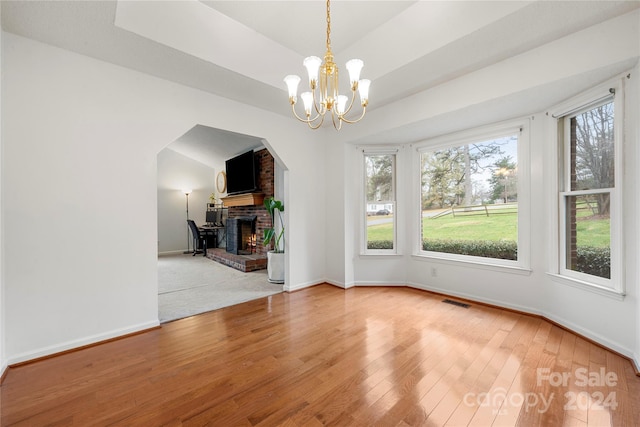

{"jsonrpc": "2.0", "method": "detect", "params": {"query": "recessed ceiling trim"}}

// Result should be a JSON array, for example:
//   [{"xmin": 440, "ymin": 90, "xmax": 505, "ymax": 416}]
[
  {"xmin": 114, "ymin": 0, "xmax": 300, "ymax": 89},
  {"xmin": 343, "ymin": 1, "xmax": 533, "ymax": 80}
]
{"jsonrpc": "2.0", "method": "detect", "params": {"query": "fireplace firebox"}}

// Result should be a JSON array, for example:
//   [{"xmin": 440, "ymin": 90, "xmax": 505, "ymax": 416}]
[{"xmin": 226, "ymin": 216, "xmax": 257, "ymax": 255}]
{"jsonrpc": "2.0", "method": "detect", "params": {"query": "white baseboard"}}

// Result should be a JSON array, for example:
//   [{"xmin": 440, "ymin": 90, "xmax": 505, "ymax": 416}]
[
  {"xmin": 297, "ymin": 280, "xmax": 637, "ymax": 364},
  {"xmin": 406, "ymin": 280, "xmax": 635, "ymax": 361},
  {"xmin": 284, "ymin": 278, "xmax": 326, "ymax": 292},
  {"xmin": 355, "ymin": 281, "xmax": 404, "ymax": 287},
  {"xmin": 543, "ymin": 311, "xmax": 634, "ymax": 359},
  {"xmin": 284, "ymin": 278, "xmax": 356, "ymax": 292},
  {"xmin": 324, "ymin": 279, "xmax": 346, "ymax": 289},
  {"xmin": 158, "ymin": 250, "xmax": 187, "ymax": 256},
  {"xmin": 324, "ymin": 279, "xmax": 359, "ymax": 289},
  {"xmin": 406, "ymin": 281, "xmax": 541, "ymax": 316},
  {"xmin": 0, "ymin": 360, "xmax": 7, "ymax": 380},
  {"xmin": 8, "ymin": 320, "xmax": 160, "ymax": 366}
]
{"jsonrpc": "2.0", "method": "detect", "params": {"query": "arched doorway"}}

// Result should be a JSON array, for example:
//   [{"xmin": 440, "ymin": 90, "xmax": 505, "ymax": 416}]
[{"xmin": 156, "ymin": 124, "xmax": 287, "ymax": 322}]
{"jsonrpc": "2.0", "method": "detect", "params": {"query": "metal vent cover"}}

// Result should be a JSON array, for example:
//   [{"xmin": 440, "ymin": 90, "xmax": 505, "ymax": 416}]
[{"xmin": 442, "ymin": 299, "xmax": 471, "ymax": 308}]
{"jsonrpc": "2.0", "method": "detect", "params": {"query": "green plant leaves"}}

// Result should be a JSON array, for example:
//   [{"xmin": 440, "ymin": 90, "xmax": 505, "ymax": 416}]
[
  {"xmin": 263, "ymin": 196, "xmax": 285, "ymax": 252},
  {"xmin": 263, "ymin": 228, "xmax": 275, "ymax": 246}
]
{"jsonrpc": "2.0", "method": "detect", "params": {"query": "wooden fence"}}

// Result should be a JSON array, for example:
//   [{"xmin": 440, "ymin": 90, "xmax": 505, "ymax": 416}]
[{"xmin": 429, "ymin": 202, "xmax": 518, "ymax": 219}]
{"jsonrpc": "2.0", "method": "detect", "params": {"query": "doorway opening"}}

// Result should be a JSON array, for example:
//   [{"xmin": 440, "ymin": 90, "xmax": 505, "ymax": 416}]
[{"xmin": 156, "ymin": 125, "xmax": 286, "ymax": 322}]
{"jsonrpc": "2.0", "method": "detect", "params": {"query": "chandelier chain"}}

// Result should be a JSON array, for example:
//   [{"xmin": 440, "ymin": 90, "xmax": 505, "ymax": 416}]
[{"xmin": 326, "ymin": 0, "xmax": 331, "ymax": 51}]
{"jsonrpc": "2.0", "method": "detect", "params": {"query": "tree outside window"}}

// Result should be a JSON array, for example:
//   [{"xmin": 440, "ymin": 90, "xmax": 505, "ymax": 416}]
[
  {"xmin": 420, "ymin": 135, "xmax": 519, "ymax": 260},
  {"xmin": 563, "ymin": 101, "xmax": 614, "ymax": 280},
  {"xmin": 365, "ymin": 153, "xmax": 396, "ymax": 251}
]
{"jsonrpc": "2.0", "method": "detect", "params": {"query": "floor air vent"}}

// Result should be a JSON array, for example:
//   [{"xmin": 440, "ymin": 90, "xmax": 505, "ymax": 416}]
[{"xmin": 442, "ymin": 299, "xmax": 470, "ymax": 308}]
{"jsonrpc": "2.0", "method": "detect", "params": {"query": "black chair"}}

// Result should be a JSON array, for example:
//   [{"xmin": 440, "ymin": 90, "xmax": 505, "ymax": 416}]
[{"xmin": 187, "ymin": 219, "xmax": 207, "ymax": 256}]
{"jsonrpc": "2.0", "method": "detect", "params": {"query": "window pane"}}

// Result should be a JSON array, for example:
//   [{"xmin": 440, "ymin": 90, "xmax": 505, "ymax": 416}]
[
  {"xmin": 365, "ymin": 154, "xmax": 395, "ymax": 250},
  {"xmin": 421, "ymin": 135, "xmax": 518, "ymax": 260},
  {"xmin": 367, "ymin": 204, "xmax": 394, "ymax": 250},
  {"xmin": 570, "ymin": 102, "xmax": 614, "ymax": 191},
  {"xmin": 565, "ymin": 194, "xmax": 611, "ymax": 279},
  {"xmin": 366, "ymin": 154, "xmax": 394, "ymax": 202}
]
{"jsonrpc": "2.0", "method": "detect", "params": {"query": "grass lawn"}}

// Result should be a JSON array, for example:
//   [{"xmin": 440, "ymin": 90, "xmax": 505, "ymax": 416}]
[
  {"xmin": 367, "ymin": 223, "xmax": 395, "ymax": 241},
  {"xmin": 367, "ymin": 208, "xmax": 610, "ymax": 248},
  {"xmin": 575, "ymin": 217, "xmax": 610, "ymax": 248},
  {"xmin": 423, "ymin": 213, "xmax": 517, "ymax": 242}
]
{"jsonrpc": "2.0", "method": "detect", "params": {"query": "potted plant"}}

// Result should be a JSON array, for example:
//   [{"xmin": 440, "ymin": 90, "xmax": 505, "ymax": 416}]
[{"xmin": 263, "ymin": 196, "xmax": 285, "ymax": 284}]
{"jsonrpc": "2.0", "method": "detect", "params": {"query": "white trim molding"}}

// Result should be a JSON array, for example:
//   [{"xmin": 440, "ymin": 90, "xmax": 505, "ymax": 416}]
[{"xmin": 8, "ymin": 320, "xmax": 160, "ymax": 366}]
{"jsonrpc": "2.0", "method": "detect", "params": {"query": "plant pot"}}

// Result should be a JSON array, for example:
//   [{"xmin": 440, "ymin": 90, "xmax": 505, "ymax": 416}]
[{"xmin": 267, "ymin": 251, "xmax": 285, "ymax": 284}]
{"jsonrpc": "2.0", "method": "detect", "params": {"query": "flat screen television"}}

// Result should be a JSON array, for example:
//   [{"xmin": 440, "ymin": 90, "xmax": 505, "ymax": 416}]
[{"xmin": 225, "ymin": 150, "xmax": 258, "ymax": 195}]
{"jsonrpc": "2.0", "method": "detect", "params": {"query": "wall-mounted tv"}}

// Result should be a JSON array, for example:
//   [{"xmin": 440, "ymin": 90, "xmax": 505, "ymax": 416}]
[{"xmin": 225, "ymin": 150, "xmax": 258, "ymax": 195}]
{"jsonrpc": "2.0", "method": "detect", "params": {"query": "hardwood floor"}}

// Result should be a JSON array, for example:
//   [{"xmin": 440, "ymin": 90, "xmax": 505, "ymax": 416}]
[{"xmin": 2, "ymin": 285, "xmax": 639, "ymax": 426}]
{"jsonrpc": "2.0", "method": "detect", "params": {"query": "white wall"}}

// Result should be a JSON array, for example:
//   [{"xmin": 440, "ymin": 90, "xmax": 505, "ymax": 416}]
[
  {"xmin": 2, "ymin": 32, "xmax": 326, "ymax": 363},
  {"xmin": 627, "ymin": 63, "xmax": 640, "ymax": 371},
  {"xmin": 324, "ymin": 138, "xmax": 349, "ymax": 288},
  {"xmin": 634, "ymin": 66, "xmax": 640, "ymax": 372},
  {"xmin": 337, "ymin": 12, "xmax": 640, "ymax": 362},
  {"xmin": 0, "ymin": 4, "xmax": 5, "ymax": 378},
  {"xmin": 157, "ymin": 148, "xmax": 216, "ymax": 253}
]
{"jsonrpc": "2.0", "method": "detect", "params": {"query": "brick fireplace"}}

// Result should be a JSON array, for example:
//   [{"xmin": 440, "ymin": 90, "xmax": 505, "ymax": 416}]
[
  {"xmin": 206, "ymin": 148, "xmax": 274, "ymax": 272},
  {"xmin": 226, "ymin": 148, "xmax": 274, "ymax": 256},
  {"xmin": 226, "ymin": 216, "xmax": 257, "ymax": 255}
]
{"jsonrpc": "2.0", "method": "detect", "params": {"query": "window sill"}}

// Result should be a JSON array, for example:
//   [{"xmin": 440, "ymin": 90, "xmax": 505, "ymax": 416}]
[
  {"xmin": 360, "ymin": 251, "xmax": 402, "ymax": 257},
  {"xmin": 546, "ymin": 273, "xmax": 625, "ymax": 300},
  {"xmin": 411, "ymin": 254, "xmax": 531, "ymax": 276}
]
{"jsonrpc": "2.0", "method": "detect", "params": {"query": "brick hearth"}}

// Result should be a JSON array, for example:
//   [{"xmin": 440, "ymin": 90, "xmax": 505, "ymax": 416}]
[{"xmin": 206, "ymin": 248, "xmax": 267, "ymax": 273}]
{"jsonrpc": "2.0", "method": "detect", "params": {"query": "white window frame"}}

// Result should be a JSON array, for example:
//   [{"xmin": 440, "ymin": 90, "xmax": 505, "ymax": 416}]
[
  {"xmin": 413, "ymin": 119, "xmax": 531, "ymax": 273},
  {"xmin": 549, "ymin": 77, "xmax": 625, "ymax": 297},
  {"xmin": 361, "ymin": 147, "xmax": 398, "ymax": 255}
]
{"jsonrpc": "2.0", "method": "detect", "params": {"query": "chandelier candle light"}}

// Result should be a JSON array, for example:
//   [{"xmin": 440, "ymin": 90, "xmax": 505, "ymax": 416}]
[{"xmin": 284, "ymin": 0, "xmax": 370, "ymax": 130}]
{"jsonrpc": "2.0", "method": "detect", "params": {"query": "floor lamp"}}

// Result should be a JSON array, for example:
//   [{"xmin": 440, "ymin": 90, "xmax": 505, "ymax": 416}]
[{"xmin": 183, "ymin": 189, "xmax": 192, "ymax": 254}]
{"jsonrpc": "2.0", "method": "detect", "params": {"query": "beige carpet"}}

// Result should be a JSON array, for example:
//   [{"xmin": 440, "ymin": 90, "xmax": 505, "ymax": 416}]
[{"xmin": 158, "ymin": 253, "xmax": 283, "ymax": 322}]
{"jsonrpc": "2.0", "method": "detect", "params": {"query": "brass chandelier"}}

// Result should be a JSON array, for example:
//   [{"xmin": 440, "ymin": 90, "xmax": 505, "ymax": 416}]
[{"xmin": 284, "ymin": 0, "xmax": 370, "ymax": 130}]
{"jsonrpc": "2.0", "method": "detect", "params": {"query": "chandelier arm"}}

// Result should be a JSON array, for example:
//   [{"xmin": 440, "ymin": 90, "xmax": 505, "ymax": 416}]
[
  {"xmin": 290, "ymin": 103, "xmax": 322, "ymax": 124},
  {"xmin": 330, "ymin": 109, "xmax": 342, "ymax": 131},
  {"xmin": 337, "ymin": 106, "xmax": 367, "ymax": 125},
  {"xmin": 340, "ymin": 89, "xmax": 358, "ymax": 117},
  {"xmin": 308, "ymin": 113, "xmax": 325, "ymax": 130}
]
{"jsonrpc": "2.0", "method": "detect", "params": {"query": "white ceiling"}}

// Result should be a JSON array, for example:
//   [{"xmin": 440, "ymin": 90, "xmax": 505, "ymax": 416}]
[
  {"xmin": 168, "ymin": 125, "xmax": 265, "ymax": 168},
  {"xmin": 2, "ymin": 1, "xmax": 639, "ymax": 165}
]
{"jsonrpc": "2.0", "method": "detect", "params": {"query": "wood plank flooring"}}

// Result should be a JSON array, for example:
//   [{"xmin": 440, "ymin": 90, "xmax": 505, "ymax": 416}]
[{"xmin": 2, "ymin": 285, "xmax": 639, "ymax": 426}]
